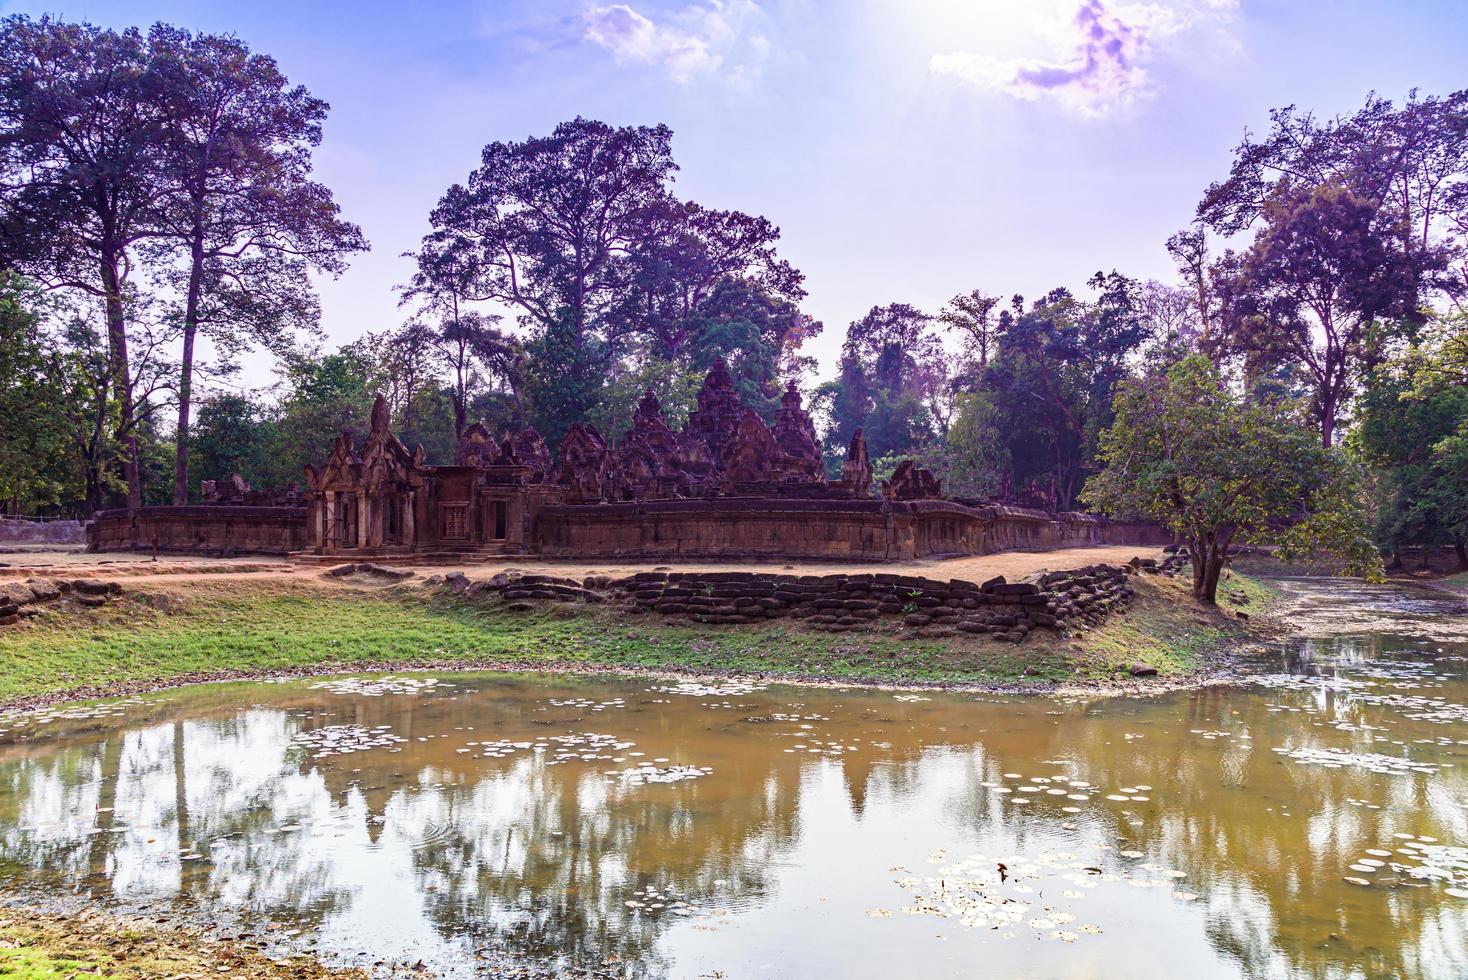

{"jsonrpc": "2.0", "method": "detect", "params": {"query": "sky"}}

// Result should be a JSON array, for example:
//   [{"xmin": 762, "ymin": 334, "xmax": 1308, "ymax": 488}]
[{"xmin": 4, "ymin": 0, "xmax": 1468, "ymax": 395}]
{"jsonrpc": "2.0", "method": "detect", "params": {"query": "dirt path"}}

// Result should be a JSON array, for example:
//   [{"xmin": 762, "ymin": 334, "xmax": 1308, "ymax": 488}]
[{"xmin": 0, "ymin": 544, "xmax": 1163, "ymax": 585}]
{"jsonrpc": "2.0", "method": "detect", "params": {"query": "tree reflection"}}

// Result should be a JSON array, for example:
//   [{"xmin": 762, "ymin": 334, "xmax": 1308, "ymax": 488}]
[{"xmin": 0, "ymin": 649, "xmax": 1463, "ymax": 979}]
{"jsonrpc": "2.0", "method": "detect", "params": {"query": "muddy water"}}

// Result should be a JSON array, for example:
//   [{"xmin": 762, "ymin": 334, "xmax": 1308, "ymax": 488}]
[{"xmin": 0, "ymin": 580, "xmax": 1465, "ymax": 979}]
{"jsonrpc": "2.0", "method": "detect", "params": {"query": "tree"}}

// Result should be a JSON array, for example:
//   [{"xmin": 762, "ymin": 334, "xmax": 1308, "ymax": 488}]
[
  {"xmin": 408, "ymin": 118, "xmax": 816, "ymax": 441},
  {"xmin": 264, "ymin": 348, "xmax": 373, "ymax": 488},
  {"xmin": 432, "ymin": 311, "xmax": 522, "ymax": 438},
  {"xmin": 400, "ymin": 234, "xmax": 522, "ymax": 438},
  {"xmin": 1352, "ymin": 356, "xmax": 1468, "ymax": 567},
  {"xmin": 147, "ymin": 24, "xmax": 366, "ymax": 504},
  {"xmin": 585, "ymin": 353, "xmax": 702, "ymax": 440},
  {"xmin": 0, "ymin": 273, "xmax": 74, "ymax": 513},
  {"xmin": 684, "ymin": 277, "xmax": 818, "ymax": 419},
  {"xmin": 822, "ymin": 303, "xmax": 946, "ymax": 459},
  {"xmin": 411, "ymin": 117, "xmax": 675, "ymax": 354},
  {"xmin": 980, "ymin": 274, "xmax": 1148, "ymax": 509},
  {"xmin": 521, "ymin": 313, "xmax": 608, "ymax": 449},
  {"xmin": 938, "ymin": 289, "xmax": 1003, "ymax": 382},
  {"xmin": 1198, "ymin": 89, "xmax": 1468, "ymax": 296},
  {"xmin": 354, "ymin": 322, "xmax": 438, "ymax": 436},
  {"xmin": 187, "ymin": 392, "xmax": 274, "ymax": 492},
  {"xmin": 0, "ymin": 16, "xmax": 167, "ymax": 507},
  {"xmin": 1212, "ymin": 184, "xmax": 1422, "ymax": 446},
  {"xmin": 611, "ymin": 198, "xmax": 802, "ymax": 362},
  {"xmin": 941, "ymin": 388, "xmax": 1008, "ymax": 498},
  {"xmin": 1083, "ymin": 356, "xmax": 1381, "ymax": 603}
]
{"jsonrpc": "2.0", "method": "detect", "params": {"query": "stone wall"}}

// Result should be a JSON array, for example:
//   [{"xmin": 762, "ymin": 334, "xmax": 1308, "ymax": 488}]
[
  {"xmin": 535, "ymin": 498, "xmax": 1171, "ymax": 561},
  {"xmin": 533, "ymin": 497, "xmax": 989, "ymax": 561},
  {"xmin": 87, "ymin": 499, "xmax": 1172, "ymax": 561},
  {"xmin": 0, "ymin": 518, "xmax": 86, "ymax": 545},
  {"xmin": 88, "ymin": 506, "xmax": 309, "ymax": 556},
  {"xmin": 447, "ymin": 563, "xmax": 1137, "ymax": 642}
]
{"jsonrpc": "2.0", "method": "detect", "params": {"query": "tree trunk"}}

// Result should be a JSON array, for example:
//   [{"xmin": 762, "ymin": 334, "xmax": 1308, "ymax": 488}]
[
  {"xmin": 99, "ymin": 247, "xmax": 142, "ymax": 509},
  {"xmin": 173, "ymin": 204, "xmax": 206, "ymax": 505},
  {"xmin": 1190, "ymin": 533, "xmax": 1228, "ymax": 604},
  {"xmin": 1456, "ymin": 541, "xmax": 1467, "ymax": 571}
]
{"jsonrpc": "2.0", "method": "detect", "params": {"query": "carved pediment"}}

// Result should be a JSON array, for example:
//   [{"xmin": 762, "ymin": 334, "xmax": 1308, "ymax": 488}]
[
  {"xmin": 722, "ymin": 411, "xmax": 778, "ymax": 485},
  {"xmin": 319, "ymin": 432, "xmax": 360, "ymax": 488},
  {"xmin": 884, "ymin": 458, "xmax": 942, "ymax": 501},
  {"xmin": 455, "ymin": 421, "xmax": 496, "ymax": 466}
]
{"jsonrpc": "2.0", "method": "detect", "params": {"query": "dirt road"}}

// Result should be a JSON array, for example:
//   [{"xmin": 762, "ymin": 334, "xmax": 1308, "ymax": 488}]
[{"xmin": 0, "ymin": 544, "xmax": 1163, "ymax": 585}]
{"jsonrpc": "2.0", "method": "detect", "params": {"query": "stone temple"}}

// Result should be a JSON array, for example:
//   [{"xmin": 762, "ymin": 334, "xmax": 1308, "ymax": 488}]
[{"xmin": 87, "ymin": 360, "xmax": 1169, "ymax": 560}]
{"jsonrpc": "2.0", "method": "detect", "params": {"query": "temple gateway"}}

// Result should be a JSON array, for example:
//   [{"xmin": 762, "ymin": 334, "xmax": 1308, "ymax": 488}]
[{"xmin": 87, "ymin": 360, "xmax": 1170, "ymax": 560}]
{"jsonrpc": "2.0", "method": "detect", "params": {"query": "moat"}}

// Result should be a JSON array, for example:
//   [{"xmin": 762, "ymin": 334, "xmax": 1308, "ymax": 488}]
[{"xmin": 0, "ymin": 579, "xmax": 1465, "ymax": 979}]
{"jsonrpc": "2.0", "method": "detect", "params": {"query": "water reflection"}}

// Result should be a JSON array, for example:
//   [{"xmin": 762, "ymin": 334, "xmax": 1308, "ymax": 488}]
[{"xmin": 0, "ymin": 580, "xmax": 1465, "ymax": 978}]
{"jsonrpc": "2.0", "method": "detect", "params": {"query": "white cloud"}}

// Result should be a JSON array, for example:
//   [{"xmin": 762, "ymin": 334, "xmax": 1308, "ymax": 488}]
[
  {"xmin": 583, "ymin": 1, "xmax": 763, "ymax": 83},
  {"xmin": 930, "ymin": 0, "xmax": 1234, "ymax": 116}
]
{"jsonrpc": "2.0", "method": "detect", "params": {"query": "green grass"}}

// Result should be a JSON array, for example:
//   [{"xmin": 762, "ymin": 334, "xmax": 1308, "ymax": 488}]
[
  {"xmin": 0, "ymin": 912, "xmax": 363, "ymax": 979},
  {"xmin": 0, "ymin": 573, "xmax": 1284, "ymax": 704},
  {"xmin": 0, "ymin": 944, "xmax": 107, "ymax": 979}
]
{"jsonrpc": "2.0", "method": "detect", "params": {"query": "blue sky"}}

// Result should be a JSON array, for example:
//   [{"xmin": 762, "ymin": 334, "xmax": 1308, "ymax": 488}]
[{"xmin": 5, "ymin": 0, "xmax": 1467, "ymax": 391}]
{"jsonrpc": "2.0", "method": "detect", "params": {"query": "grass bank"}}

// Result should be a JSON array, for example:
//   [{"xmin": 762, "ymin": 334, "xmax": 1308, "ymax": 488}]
[
  {"xmin": 0, "ymin": 570, "xmax": 1284, "ymax": 708},
  {"xmin": 0, "ymin": 907, "xmax": 363, "ymax": 979}
]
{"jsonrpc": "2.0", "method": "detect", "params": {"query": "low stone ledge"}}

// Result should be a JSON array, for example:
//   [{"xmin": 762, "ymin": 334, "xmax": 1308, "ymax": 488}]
[{"xmin": 441, "ymin": 560, "xmax": 1139, "ymax": 641}]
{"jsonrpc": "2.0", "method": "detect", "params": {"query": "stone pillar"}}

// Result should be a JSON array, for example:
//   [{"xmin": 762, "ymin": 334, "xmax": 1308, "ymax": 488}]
[
  {"xmin": 357, "ymin": 496, "xmax": 368, "ymax": 549},
  {"xmin": 325, "ymin": 492, "xmax": 338, "ymax": 551},
  {"xmin": 404, "ymin": 492, "xmax": 415, "ymax": 547}
]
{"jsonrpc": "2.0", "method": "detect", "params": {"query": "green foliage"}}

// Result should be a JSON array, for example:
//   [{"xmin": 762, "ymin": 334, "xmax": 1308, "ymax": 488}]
[
  {"xmin": 1211, "ymin": 185, "xmax": 1422, "ymax": 446},
  {"xmin": 189, "ymin": 394, "xmax": 278, "ymax": 494},
  {"xmin": 1083, "ymin": 355, "xmax": 1381, "ymax": 601},
  {"xmin": 399, "ymin": 382, "xmax": 459, "ymax": 464},
  {"xmin": 941, "ymin": 390, "xmax": 1007, "ymax": 497},
  {"xmin": 1351, "ymin": 312, "xmax": 1468, "ymax": 563},
  {"xmin": 586, "ymin": 354, "xmax": 702, "ymax": 439},
  {"xmin": 820, "ymin": 304, "xmax": 944, "ymax": 461},
  {"xmin": 944, "ymin": 275, "xmax": 1147, "ymax": 509},
  {"xmin": 262, "ymin": 350, "xmax": 373, "ymax": 488},
  {"xmin": 0, "ymin": 275, "xmax": 75, "ymax": 513},
  {"xmin": 522, "ymin": 314, "xmax": 608, "ymax": 448}
]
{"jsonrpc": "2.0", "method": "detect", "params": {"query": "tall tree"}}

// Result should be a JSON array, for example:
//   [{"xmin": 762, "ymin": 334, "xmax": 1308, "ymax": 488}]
[
  {"xmin": 611, "ymin": 198, "xmax": 802, "ymax": 362},
  {"xmin": 1352, "ymin": 357, "xmax": 1468, "ymax": 568},
  {"xmin": 827, "ymin": 303, "xmax": 946, "ymax": 459},
  {"xmin": 0, "ymin": 16, "xmax": 166, "ymax": 507},
  {"xmin": 1198, "ymin": 89, "xmax": 1468, "ymax": 296},
  {"xmin": 981, "ymin": 273, "xmax": 1147, "ymax": 509},
  {"xmin": 264, "ymin": 347, "xmax": 373, "ymax": 489},
  {"xmin": 400, "ymin": 235, "xmax": 522, "ymax": 438},
  {"xmin": 354, "ymin": 322, "xmax": 438, "ymax": 437},
  {"xmin": 1212, "ymin": 184, "xmax": 1421, "ymax": 446},
  {"xmin": 938, "ymin": 289, "xmax": 1003, "ymax": 383},
  {"xmin": 437, "ymin": 311, "xmax": 523, "ymax": 438},
  {"xmin": 148, "ymin": 25, "xmax": 366, "ymax": 504},
  {"xmin": 411, "ymin": 117, "xmax": 675, "ymax": 359},
  {"xmin": 189, "ymin": 392, "xmax": 275, "ymax": 493}
]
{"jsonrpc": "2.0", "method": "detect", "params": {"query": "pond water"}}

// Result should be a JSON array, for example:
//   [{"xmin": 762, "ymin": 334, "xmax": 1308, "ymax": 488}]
[{"xmin": 1, "ymin": 578, "xmax": 1465, "ymax": 978}]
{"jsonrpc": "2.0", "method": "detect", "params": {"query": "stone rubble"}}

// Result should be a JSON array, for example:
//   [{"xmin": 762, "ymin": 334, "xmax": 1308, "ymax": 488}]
[
  {"xmin": 0, "ymin": 576, "xmax": 119, "ymax": 627},
  {"xmin": 448, "ymin": 562, "xmax": 1141, "ymax": 643}
]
